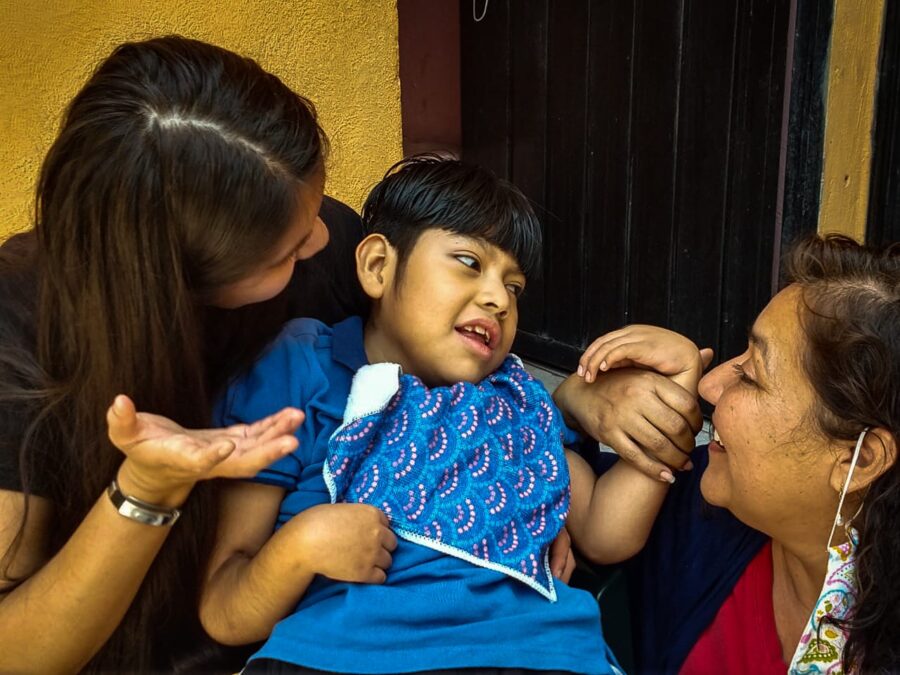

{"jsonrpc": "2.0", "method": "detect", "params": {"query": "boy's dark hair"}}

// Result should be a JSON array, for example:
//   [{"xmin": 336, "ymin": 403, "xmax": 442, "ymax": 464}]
[{"xmin": 361, "ymin": 154, "xmax": 543, "ymax": 279}]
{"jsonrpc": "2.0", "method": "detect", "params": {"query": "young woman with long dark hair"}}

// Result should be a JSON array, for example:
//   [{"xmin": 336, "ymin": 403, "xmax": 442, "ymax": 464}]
[{"xmin": 0, "ymin": 35, "xmax": 369, "ymax": 673}]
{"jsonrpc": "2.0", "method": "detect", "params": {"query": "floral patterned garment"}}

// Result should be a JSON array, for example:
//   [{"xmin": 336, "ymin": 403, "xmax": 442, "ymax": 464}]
[
  {"xmin": 324, "ymin": 355, "xmax": 571, "ymax": 601},
  {"xmin": 789, "ymin": 529, "xmax": 858, "ymax": 675}
]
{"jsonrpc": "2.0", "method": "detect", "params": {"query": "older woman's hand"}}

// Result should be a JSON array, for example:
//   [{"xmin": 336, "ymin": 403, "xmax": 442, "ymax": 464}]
[
  {"xmin": 106, "ymin": 394, "xmax": 302, "ymax": 505},
  {"xmin": 554, "ymin": 367, "xmax": 702, "ymax": 477}
]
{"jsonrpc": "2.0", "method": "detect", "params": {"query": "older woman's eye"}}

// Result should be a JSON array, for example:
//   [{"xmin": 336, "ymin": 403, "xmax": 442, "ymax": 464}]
[
  {"xmin": 455, "ymin": 254, "xmax": 480, "ymax": 271},
  {"xmin": 732, "ymin": 362, "xmax": 756, "ymax": 386}
]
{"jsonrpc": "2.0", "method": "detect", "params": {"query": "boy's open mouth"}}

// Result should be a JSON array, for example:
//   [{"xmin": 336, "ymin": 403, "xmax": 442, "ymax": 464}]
[{"xmin": 455, "ymin": 318, "xmax": 500, "ymax": 352}]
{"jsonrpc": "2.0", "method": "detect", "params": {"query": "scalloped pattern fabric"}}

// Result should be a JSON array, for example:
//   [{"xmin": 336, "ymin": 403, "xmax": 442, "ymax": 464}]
[{"xmin": 324, "ymin": 356, "xmax": 570, "ymax": 600}]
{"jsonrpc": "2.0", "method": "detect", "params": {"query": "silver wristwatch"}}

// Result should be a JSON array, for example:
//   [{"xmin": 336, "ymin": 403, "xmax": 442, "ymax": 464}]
[{"xmin": 107, "ymin": 478, "xmax": 181, "ymax": 527}]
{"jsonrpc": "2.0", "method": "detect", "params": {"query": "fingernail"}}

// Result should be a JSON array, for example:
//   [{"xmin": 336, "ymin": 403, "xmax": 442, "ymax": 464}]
[
  {"xmin": 576, "ymin": 365, "xmax": 584, "ymax": 377},
  {"xmin": 683, "ymin": 461, "xmax": 694, "ymax": 471},
  {"xmin": 660, "ymin": 470, "xmax": 676, "ymax": 484},
  {"xmin": 599, "ymin": 360, "xmax": 608, "ymax": 371}
]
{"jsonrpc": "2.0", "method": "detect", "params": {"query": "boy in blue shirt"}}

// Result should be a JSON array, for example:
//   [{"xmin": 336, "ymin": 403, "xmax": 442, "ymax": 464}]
[{"xmin": 201, "ymin": 156, "xmax": 704, "ymax": 675}]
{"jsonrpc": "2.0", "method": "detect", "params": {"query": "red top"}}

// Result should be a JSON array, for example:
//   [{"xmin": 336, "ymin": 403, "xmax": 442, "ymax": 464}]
[{"xmin": 680, "ymin": 540, "xmax": 787, "ymax": 674}]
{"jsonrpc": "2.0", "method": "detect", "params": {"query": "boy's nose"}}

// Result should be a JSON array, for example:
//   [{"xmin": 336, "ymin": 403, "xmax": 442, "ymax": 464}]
[{"xmin": 478, "ymin": 277, "xmax": 510, "ymax": 317}]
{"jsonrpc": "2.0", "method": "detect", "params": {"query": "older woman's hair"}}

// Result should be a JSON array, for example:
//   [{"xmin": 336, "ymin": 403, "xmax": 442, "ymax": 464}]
[{"xmin": 786, "ymin": 234, "xmax": 900, "ymax": 673}]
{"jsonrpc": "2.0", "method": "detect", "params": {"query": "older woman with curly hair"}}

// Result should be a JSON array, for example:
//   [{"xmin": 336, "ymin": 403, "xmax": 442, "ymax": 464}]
[{"xmin": 560, "ymin": 234, "xmax": 899, "ymax": 673}]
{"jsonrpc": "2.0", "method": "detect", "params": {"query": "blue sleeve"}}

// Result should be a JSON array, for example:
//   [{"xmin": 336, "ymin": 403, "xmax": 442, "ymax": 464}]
[{"xmin": 214, "ymin": 319, "xmax": 330, "ymax": 490}]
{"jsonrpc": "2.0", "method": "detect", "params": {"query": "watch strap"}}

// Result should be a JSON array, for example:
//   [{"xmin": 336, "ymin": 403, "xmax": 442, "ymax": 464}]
[{"xmin": 107, "ymin": 478, "xmax": 181, "ymax": 527}]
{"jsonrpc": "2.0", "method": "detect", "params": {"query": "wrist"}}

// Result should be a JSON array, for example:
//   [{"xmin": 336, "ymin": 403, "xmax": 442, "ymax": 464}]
[
  {"xmin": 270, "ymin": 511, "xmax": 319, "ymax": 579},
  {"xmin": 552, "ymin": 376, "xmax": 583, "ymax": 431},
  {"xmin": 116, "ymin": 460, "xmax": 194, "ymax": 509}
]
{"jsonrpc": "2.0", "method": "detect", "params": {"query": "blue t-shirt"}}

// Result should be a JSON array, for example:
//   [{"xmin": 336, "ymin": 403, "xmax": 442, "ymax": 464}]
[{"xmin": 216, "ymin": 316, "xmax": 619, "ymax": 675}]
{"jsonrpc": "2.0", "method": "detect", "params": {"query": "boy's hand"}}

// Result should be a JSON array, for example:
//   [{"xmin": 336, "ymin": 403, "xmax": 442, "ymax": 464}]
[
  {"xmin": 578, "ymin": 325, "xmax": 712, "ymax": 392},
  {"xmin": 549, "ymin": 527, "xmax": 576, "ymax": 582},
  {"xmin": 286, "ymin": 503, "xmax": 398, "ymax": 584}
]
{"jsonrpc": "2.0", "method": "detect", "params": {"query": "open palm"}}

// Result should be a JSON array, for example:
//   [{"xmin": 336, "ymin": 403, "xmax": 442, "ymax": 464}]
[{"xmin": 106, "ymin": 394, "xmax": 303, "ymax": 484}]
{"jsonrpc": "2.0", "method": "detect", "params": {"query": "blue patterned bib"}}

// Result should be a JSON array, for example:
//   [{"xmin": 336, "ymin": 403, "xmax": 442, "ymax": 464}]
[{"xmin": 324, "ymin": 356, "xmax": 570, "ymax": 600}]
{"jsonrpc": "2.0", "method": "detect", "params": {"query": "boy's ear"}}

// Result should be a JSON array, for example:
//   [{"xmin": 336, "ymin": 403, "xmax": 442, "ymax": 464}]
[{"xmin": 356, "ymin": 234, "xmax": 396, "ymax": 300}]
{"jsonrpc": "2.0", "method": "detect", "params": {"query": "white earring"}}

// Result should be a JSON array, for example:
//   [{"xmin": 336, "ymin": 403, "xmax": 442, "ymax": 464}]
[{"xmin": 827, "ymin": 427, "xmax": 869, "ymax": 550}]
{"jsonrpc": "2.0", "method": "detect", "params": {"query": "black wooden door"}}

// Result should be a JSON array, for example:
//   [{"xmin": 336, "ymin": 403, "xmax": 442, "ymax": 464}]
[{"xmin": 461, "ymin": 0, "xmax": 825, "ymax": 371}]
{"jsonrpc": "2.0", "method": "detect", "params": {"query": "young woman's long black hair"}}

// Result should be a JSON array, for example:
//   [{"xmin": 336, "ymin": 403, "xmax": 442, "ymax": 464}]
[
  {"xmin": 786, "ymin": 234, "xmax": 900, "ymax": 673},
  {"xmin": 0, "ymin": 35, "xmax": 326, "ymax": 673}
]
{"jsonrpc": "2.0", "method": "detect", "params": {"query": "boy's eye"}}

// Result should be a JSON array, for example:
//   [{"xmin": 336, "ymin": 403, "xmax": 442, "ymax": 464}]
[
  {"xmin": 505, "ymin": 283, "xmax": 524, "ymax": 298},
  {"xmin": 455, "ymin": 254, "xmax": 480, "ymax": 271}
]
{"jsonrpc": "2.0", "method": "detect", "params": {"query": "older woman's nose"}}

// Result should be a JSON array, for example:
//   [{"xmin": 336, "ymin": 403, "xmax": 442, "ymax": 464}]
[{"xmin": 698, "ymin": 357, "xmax": 738, "ymax": 405}]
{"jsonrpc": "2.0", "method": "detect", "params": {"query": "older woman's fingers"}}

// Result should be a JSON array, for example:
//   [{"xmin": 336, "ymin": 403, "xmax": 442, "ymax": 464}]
[
  {"xmin": 626, "ymin": 394, "xmax": 698, "ymax": 460},
  {"xmin": 605, "ymin": 431, "xmax": 678, "ymax": 483},
  {"xmin": 652, "ymin": 377, "xmax": 704, "ymax": 436}
]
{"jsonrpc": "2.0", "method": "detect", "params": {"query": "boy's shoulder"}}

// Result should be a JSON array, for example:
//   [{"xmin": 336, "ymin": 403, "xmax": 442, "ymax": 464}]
[
  {"xmin": 252, "ymin": 315, "xmax": 365, "ymax": 375},
  {"xmin": 276, "ymin": 316, "xmax": 334, "ymax": 343},
  {"xmin": 217, "ymin": 316, "xmax": 366, "ymax": 426}
]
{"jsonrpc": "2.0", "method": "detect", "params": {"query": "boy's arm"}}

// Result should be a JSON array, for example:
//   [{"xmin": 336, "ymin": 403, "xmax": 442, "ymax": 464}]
[
  {"xmin": 566, "ymin": 452, "xmax": 668, "ymax": 564},
  {"xmin": 200, "ymin": 481, "xmax": 397, "ymax": 645},
  {"xmin": 565, "ymin": 325, "xmax": 711, "ymax": 563}
]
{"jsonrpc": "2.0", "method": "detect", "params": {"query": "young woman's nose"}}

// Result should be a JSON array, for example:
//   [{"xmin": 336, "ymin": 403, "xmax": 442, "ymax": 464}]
[
  {"xmin": 295, "ymin": 217, "xmax": 330, "ymax": 261},
  {"xmin": 698, "ymin": 356, "xmax": 739, "ymax": 406}
]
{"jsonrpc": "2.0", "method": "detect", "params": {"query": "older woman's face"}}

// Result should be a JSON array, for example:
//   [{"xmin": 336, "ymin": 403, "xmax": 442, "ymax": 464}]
[{"xmin": 697, "ymin": 285, "xmax": 836, "ymax": 536}]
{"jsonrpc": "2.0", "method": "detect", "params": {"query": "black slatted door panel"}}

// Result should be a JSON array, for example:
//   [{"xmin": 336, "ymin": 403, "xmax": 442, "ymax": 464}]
[{"xmin": 461, "ymin": 0, "xmax": 799, "ymax": 372}]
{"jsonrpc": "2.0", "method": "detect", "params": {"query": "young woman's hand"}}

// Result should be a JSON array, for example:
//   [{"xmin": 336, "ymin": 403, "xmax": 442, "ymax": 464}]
[
  {"xmin": 283, "ymin": 503, "xmax": 398, "ymax": 584},
  {"xmin": 107, "ymin": 394, "xmax": 302, "ymax": 504}
]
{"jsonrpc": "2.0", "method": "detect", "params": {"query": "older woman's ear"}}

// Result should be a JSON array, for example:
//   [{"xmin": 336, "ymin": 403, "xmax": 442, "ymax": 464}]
[{"xmin": 829, "ymin": 427, "xmax": 898, "ymax": 495}]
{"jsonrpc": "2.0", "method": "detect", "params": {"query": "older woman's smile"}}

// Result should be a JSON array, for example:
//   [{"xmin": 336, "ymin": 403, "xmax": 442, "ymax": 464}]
[{"xmin": 710, "ymin": 426, "xmax": 726, "ymax": 452}]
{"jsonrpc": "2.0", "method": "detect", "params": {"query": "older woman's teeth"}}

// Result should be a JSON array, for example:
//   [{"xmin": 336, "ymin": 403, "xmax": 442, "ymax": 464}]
[{"xmin": 713, "ymin": 429, "xmax": 725, "ymax": 448}]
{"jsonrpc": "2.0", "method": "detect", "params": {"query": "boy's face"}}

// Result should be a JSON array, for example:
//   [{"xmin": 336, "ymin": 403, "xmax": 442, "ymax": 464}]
[{"xmin": 371, "ymin": 229, "xmax": 526, "ymax": 387}]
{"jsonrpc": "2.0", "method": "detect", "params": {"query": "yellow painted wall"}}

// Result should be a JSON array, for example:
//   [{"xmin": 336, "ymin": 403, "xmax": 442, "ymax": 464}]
[
  {"xmin": 818, "ymin": 0, "xmax": 885, "ymax": 241},
  {"xmin": 0, "ymin": 1, "xmax": 402, "ymax": 239}
]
